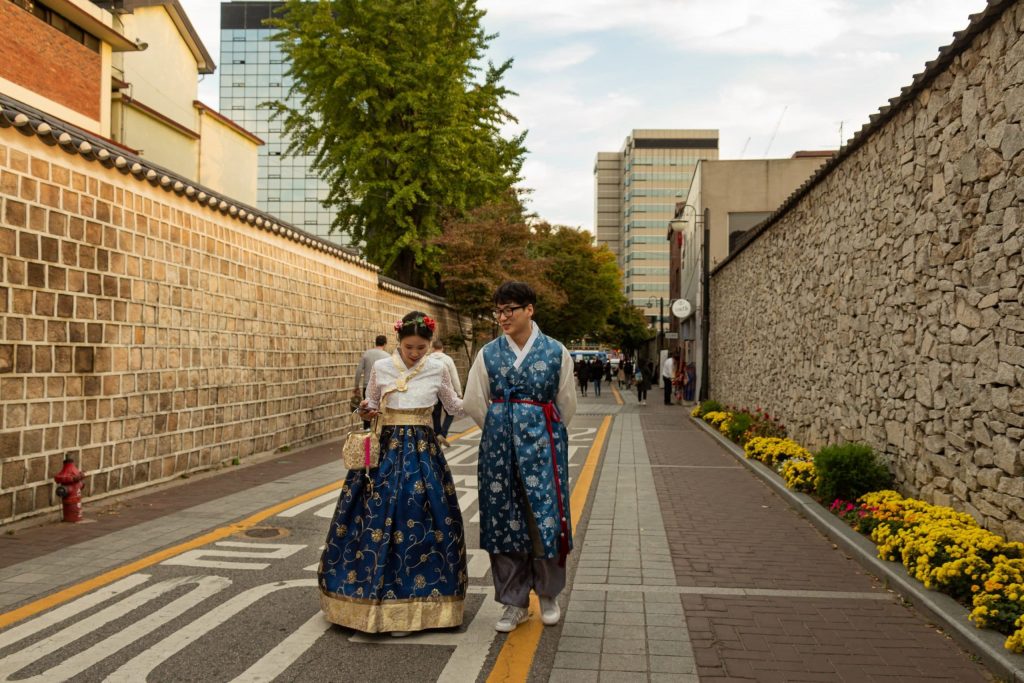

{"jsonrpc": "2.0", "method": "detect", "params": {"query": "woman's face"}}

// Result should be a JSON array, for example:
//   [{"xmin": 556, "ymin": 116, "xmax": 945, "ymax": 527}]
[{"xmin": 399, "ymin": 335, "xmax": 430, "ymax": 366}]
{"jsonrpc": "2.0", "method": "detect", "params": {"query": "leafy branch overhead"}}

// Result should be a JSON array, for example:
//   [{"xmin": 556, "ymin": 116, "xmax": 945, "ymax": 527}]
[{"xmin": 268, "ymin": 0, "xmax": 526, "ymax": 286}]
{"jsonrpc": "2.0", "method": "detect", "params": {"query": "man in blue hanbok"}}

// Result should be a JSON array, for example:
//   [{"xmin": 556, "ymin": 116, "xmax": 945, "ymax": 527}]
[{"xmin": 464, "ymin": 282, "xmax": 578, "ymax": 633}]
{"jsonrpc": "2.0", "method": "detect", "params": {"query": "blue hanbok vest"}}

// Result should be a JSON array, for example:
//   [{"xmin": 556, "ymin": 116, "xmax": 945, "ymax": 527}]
[{"xmin": 478, "ymin": 332, "xmax": 572, "ymax": 562}]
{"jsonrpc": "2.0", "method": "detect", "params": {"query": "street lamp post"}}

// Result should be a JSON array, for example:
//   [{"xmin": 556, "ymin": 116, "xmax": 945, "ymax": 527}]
[
  {"xmin": 645, "ymin": 296, "xmax": 665, "ymax": 350},
  {"xmin": 668, "ymin": 206, "xmax": 711, "ymax": 401}
]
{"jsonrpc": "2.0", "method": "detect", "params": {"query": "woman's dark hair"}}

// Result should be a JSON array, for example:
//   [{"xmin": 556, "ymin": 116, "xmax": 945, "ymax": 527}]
[
  {"xmin": 493, "ymin": 281, "xmax": 537, "ymax": 306},
  {"xmin": 396, "ymin": 310, "xmax": 434, "ymax": 340}
]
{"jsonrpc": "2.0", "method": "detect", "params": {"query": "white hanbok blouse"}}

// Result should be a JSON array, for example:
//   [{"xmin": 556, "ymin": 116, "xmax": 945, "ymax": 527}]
[{"xmin": 365, "ymin": 353, "xmax": 464, "ymax": 416}]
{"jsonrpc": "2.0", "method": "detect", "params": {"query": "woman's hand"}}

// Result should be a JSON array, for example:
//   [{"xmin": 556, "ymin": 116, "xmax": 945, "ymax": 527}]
[{"xmin": 357, "ymin": 400, "xmax": 379, "ymax": 420}]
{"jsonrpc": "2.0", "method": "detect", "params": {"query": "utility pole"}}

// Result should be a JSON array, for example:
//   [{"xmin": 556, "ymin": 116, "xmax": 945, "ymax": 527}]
[
  {"xmin": 699, "ymin": 208, "xmax": 711, "ymax": 401},
  {"xmin": 659, "ymin": 297, "xmax": 665, "ymax": 351}
]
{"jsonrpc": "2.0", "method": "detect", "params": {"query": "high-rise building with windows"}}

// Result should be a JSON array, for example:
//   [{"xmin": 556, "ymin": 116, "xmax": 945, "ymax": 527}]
[
  {"xmin": 219, "ymin": 1, "xmax": 340, "ymax": 241},
  {"xmin": 594, "ymin": 129, "xmax": 718, "ymax": 323}
]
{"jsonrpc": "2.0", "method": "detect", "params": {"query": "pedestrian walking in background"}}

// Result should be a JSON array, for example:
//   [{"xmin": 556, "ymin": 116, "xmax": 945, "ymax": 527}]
[
  {"xmin": 673, "ymin": 357, "xmax": 685, "ymax": 404},
  {"xmin": 623, "ymin": 358, "xmax": 634, "ymax": 389},
  {"xmin": 576, "ymin": 357, "xmax": 590, "ymax": 396},
  {"xmin": 684, "ymin": 361, "xmax": 697, "ymax": 402},
  {"xmin": 320, "ymin": 312, "xmax": 467, "ymax": 636},
  {"xmin": 430, "ymin": 339, "xmax": 462, "ymax": 448},
  {"xmin": 616, "ymin": 362, "xmax": 626, "ymax": 389},
  {"xmin": 635, "ymin": 361, "xmax": 650, "ymax": 405},
  {"xmin": 604, "ymin": 359, "xmax": 613, "ymax": 384},
  {"xmin": 590, "ymin": 357, "xmax": 602, "ymax": 397},
  {"xmin": 464, "ymin": 281, "xmax": 578, "ymax": 634},
  {"xmin": 661, "ymin": 351, "xmax": 677, "ymax": 406},
  {"xmin": 354, "ymin": 334, "xmax": 389, "ymax": 427}
]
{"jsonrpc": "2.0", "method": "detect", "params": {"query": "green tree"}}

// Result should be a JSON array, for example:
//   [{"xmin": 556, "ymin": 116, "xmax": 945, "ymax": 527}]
[
  {"xmin": 268, "ymin": 0, "xmax": 526, "ymax": 287},
  {"xmin": 433, "ymin": 194, "xmax": 559, "ymax": 362},
  {"xmin": 529, "ymin": 224, "xmax": 622, "ymax": 344},
  {"xmin": 601, "ymin": 300, "xmax": 656, "ymax": 354}
]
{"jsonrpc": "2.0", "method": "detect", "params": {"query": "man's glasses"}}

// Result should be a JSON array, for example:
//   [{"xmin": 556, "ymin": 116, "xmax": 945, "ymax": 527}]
[{"xmin": 491, "ymin": 305, "xmax": 527, "ymax": 320}]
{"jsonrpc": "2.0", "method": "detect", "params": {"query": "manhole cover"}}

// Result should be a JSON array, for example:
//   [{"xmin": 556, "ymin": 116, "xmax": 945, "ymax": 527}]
[{"xmin": 238, "ymin": 526, "xmax": 290, "ymax": 539}]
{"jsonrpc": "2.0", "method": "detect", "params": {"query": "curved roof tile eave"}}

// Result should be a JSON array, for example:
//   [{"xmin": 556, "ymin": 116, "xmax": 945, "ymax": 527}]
[{"xmin": 0, "ymin": 92, "xmax": 378, "ymax": 274}]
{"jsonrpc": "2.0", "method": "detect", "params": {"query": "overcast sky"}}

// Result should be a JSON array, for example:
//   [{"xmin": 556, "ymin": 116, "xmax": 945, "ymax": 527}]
[{"xmin": 181, "ymin": 0, "xmax": 988, "ymax": 231}]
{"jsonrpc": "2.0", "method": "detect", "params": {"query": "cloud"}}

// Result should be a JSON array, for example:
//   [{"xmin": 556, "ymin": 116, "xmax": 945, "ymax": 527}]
[
  {"xmin": 518, "ymin": 43, "xmax": 597, "ymax": 71},
  {"xmin": 481, "ymin": 0, "xmax": 984, "ymax": 56}
]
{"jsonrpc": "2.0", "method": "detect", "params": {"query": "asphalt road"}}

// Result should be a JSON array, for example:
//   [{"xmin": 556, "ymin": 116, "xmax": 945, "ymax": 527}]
[{"xmin": 0, "ymin": 418, "xmax": 606, "ymax": 683}]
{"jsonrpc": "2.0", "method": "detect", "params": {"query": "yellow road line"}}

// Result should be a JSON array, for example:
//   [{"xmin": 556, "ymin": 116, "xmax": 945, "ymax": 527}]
[
  {"xmin": 0, "ymin": 426, "xmax": 481, "ymax": 631},
  {"xmin": 610, "ymin": 384, "xmax": 624, "ymax": 406},
  {"xmin": 486, "ymin": 414, "xmax": 613, "ymax": 683}
]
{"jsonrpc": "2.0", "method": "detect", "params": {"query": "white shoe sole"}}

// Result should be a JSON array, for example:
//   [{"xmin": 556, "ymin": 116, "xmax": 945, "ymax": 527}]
[{"xmin": 495, "ymin": 619, "xmax": 527, "ymax": 633}]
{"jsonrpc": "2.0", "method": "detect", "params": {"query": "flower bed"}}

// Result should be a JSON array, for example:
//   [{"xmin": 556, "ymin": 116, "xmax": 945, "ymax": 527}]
[{"xmin": 692, "ymin": 399, "xmax": 1024, "ymax": 653}]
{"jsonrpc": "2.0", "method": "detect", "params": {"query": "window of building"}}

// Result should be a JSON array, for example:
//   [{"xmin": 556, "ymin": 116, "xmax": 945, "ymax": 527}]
[
  {"xmin": 727, "ymin": 211, "xmax": 772, "ymax": 253},
  {"xmin": 10, "ymin": 0, "xmax": 101, "ymax": 51}
]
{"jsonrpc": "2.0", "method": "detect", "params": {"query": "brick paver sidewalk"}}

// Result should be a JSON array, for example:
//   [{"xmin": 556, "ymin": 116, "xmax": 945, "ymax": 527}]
[{"xmin": 640, "ymin": 401, "xmax": 993, "ymax": 682}]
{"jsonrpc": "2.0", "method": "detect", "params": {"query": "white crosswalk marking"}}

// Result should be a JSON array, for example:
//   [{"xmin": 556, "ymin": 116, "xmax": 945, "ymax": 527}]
[
  {"xmin": 231, "ymin": 608, "xmax": 332, "ymax": 682},
  {"xmin": 107, "ymin": 579, "xmax": 317, "ymax": 682},
  {"xmin": 0, "ymin": 574, "xmax": 150, "ymax": 651},
  {"xmin": 0, "ymin": 575, "xmax": 231, "ymax": 682}
]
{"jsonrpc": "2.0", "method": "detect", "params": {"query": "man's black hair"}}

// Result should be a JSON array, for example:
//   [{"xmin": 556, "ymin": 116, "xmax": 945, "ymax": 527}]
[
  {"xmin": 375, "ymin": 335, "xmax": 387, "ymax": 347},
  {"xmin": 493, "ymin": 281, "xmax": 537, "ymax": 306}
]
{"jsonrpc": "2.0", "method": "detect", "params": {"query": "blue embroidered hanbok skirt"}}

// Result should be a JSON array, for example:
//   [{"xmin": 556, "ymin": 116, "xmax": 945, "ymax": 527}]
[{"xmin": 319, "ymin": 420, "xmax": 467, "ymax": 632}]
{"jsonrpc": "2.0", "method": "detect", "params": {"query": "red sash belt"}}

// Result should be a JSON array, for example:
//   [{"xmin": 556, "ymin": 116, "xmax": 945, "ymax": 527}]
[{"xmin": 493, "ymin": 398, "xmax": 570, "ymax": 566}]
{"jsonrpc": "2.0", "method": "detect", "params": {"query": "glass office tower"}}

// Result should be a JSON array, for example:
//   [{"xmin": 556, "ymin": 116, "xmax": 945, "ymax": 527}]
[
  {"xmin": 594, "ymin": 129, "xmax": 718, "ymax": 323},
  {"xmin": 219, "ymin": 1, "xmax": 341, "ymax": 242}
]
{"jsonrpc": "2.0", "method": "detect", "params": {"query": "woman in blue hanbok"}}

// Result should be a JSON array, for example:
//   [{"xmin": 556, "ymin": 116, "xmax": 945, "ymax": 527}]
[{"xmin": 319, "ymin": 311, "xmax": 467, "ymax": 635}]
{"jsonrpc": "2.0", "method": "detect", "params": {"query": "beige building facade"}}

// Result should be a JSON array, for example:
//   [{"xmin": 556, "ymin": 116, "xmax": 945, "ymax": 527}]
[
  {"xmin": 109, "ymin": 1, "xmax": 262, "ymax": 205},
  {"xmin": 676, "ymin": 155, "xmax": 832, "ymax": 401},
  {"xmin": 2, "ymin": 0, "xmax": 261, "ymax": 206},
  {"xmin": 594, "ymin": 129, "xmax": 718, "ymax": 324}
]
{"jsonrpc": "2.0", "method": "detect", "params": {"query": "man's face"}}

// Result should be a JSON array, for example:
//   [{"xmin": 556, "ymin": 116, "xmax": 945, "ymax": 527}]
[{"xmin": 494, "ymin": 302, "xmax": 534, "ymax": 338}]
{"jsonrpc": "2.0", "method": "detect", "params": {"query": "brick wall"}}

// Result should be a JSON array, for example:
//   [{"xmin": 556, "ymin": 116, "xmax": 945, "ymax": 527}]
[
  {"xmin": 0, "ymin": 3, "xmax": 103, "ymax": 121},
  {"xmin": 709, "ymin": 3, "xmax": 1024, "ymax": 537},
  {"xmin": 0, "ymin": 124, "xmax": 466, "ymax": 525}
]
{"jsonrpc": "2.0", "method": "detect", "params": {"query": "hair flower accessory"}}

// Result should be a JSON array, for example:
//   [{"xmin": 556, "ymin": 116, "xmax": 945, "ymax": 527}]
[{"xmin": 394, "ymin": 315, "xmax": 437, "ymax": 333}]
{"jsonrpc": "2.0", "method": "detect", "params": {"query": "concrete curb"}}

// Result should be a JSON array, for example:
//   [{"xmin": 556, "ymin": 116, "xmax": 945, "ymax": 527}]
[{"xmin": 691, "ymin": 416, "xmax": 1024, "ymax": 683}]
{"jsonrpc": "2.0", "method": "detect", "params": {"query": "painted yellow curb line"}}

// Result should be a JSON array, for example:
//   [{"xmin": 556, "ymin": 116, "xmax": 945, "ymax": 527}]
[
  {"xmin": 486, "ymin": 414, "xmax": 613, "ymax": 683},
  {"xmin": 610, "ymin": 384, "xmax": 624, "ymax": 406},
  {"xmin": 0, "ymin": 426, "xmax": 481, "ymax": 631}
]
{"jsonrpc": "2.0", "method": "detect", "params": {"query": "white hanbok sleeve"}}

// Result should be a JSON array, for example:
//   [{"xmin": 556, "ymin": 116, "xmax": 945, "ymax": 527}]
[
  {"xmin": 556, "ymin": 346, "xmax": 578, "ymax": 426},
  {"xmin": 438, "ymin": 366, "xmax": 465, "ymax": 417},
  {"xmin": 365, "ymin": 367, "xmax": 382, "ymax": 410},
  {"xmin": 463, "ymin": 351, "xmax": 490, "ymax": 428}
]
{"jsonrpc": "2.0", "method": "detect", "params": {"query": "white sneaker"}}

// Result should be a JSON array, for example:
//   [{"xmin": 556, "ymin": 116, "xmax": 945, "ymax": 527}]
[
  {"xmin": 539, "ymin": 596, "xmax": 560, "ymax": 626},
  {"xmin": 494, "ymin": 604, "xmax": 529, "ymax": 632}
]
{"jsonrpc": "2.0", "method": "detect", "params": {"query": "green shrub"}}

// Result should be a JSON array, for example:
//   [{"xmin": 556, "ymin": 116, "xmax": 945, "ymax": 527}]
[
  {"xmin": 723, "ymin": 411, "xmax": 754, "ymax": 443},
  {"xmin": 814, "ymin": 443, "xmax": 892, "ymax": 504},
  {"xmin": 696, "ymin": 400, "xmax": 722, "ymax": 418}
]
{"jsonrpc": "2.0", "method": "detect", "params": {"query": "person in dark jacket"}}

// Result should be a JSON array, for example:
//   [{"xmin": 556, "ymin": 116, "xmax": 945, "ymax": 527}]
[
  {"xmin": 635, "ymin": 360, "xmax": 651, "ymax": 405},
  {"xmin": 576, "ymin": 358, "xmax": 590, "ymax": 396}
]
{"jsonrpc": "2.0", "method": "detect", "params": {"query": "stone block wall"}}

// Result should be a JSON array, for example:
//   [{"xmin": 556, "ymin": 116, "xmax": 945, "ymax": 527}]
[
  {"xmin": 709, "ymin": 3, "xmax": 1024, "ymax": 537},
  {"xmin": 0, "ymin": 124, "xmax": 465, "ymax": 525}
]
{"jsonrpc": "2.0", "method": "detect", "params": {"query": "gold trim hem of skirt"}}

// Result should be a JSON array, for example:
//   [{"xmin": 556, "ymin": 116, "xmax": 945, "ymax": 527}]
[{"xmin": 320, "ymin": 591, "xmax": 464, "ymax": 632}]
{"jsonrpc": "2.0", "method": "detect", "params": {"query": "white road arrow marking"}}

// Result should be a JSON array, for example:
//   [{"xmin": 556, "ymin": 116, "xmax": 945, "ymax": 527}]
[
  {"xmin": 160, "ymin": 542, "xmax": 305, "ymax": 570},
  {"xmin": 275, "ymin": 490, "xmax": 339, "ymax": 518}
]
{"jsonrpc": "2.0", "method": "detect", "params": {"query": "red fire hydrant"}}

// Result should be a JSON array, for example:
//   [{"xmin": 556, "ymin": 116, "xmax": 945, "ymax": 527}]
[{"xmin": 54, "ymin": 456, "xmax": 85, "ymax": 523}]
